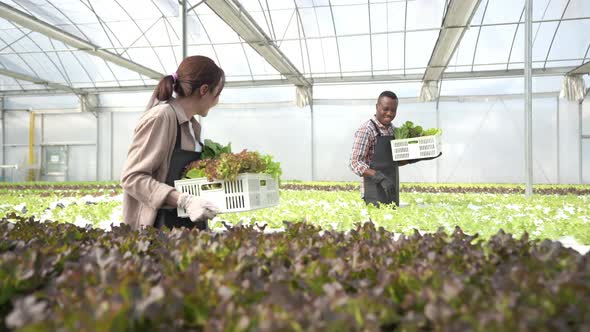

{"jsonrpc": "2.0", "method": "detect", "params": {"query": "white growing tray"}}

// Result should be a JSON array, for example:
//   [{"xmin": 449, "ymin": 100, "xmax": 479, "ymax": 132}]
[
  {"xmin": 175, "ymin": 173, "xmax": 280, "ymax": 216},
  {"xmin": 391, "ymin": 134, "xmax": 442, "ymax": 161}
]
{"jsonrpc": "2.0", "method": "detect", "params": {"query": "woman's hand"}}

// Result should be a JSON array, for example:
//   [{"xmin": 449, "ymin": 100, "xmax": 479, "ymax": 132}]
[{"xmin": 177, "ymin": 193, "xmax": 220, "ymax": 222}]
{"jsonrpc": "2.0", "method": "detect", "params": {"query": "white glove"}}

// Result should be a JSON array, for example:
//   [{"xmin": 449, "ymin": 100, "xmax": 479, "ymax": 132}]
[{"xmin": 177, "ymin": 193, "xmax": 220, "ymax": 222}]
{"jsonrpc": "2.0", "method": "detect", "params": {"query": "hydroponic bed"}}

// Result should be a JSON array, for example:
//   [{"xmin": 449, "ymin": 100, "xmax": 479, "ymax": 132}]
[
  {"xmin": 1, "ymin": 181, "xmax": 589, "ymax": 330},
  {"xmin": 1, "ymin": 182, "xmax": 589, "ymax": 247}
]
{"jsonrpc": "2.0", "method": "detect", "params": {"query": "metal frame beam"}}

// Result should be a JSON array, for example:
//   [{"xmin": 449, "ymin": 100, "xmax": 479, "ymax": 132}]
[
  {"xmin": 0, "ymin": 2, "xmax": 163, "ymax": 80},
  {"xmin": 423, "ymin": 0, "xmax": 482, "ymax": 82},
  {"xmin": 543, "ymin": 0, "xmax": 572, "ymax": 70},
  {"xmin": 0, "ymin": 68, "xmax": 84, "ymax": 94},
  {"xmin": 204, "ymin": 0, "xmax": 310, "ymax": 87},
  {"xmin": 0, "ymin": 92, "xmax": 560, "ymax": 113},
  {"xmin": 312, "ymin": 66, "xmax": 574, "ymax": 83},
  {"xmin": 568, "ymin": 61, "xmax": 590, "ymax": 75},
  {"xmin": 314, "ymin": 92, "xmax": 560, "ymax": 106},
  {"xmin": 0, "ymin": 66, "xmax": 577, "ymax": 96}
]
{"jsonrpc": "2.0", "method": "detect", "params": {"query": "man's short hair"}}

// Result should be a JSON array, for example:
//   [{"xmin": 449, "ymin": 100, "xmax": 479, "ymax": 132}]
[{"xmin": 378, "ymin": 91, "xmax": 398, "ymax": 103}]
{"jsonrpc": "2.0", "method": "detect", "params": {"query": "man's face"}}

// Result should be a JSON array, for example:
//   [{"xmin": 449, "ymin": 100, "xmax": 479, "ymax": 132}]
[{"xmin": 375, "ymin": 96, "xmax": 398, "ymax": 126}]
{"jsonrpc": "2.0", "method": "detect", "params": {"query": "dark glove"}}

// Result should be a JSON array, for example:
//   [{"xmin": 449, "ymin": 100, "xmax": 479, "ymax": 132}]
[
  {"xmin": 408, "ymin": 152, "xmax": 442, "ymax": 164},
  {"xmin": 369, "ymin": 171, "xmax": 396, "ymax": 199}
]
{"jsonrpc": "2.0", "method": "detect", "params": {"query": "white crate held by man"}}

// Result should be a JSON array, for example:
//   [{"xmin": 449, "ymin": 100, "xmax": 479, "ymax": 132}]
[
  {"xmin": 391, "ymin": 133, "xmax": 442, "ymax": 161},
  {"xmin": 175, "ymin": 173, "xmax": 280, "ymax": 216}
]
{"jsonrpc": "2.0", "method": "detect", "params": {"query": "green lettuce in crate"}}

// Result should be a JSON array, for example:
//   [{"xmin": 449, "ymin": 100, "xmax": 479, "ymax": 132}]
[
  {"xmin": 185, "ymin": 167, "xmax": 206, "ymax": 179},
  {"xmin": 182, "ymin": 140, "xmax": 282, "ymax": 182},
  {"xmin": 394, "ymin": 121, "xmax": 442, "ymax": 139},
  {"xmin": 201, "ymin": 139, "xmax": 232, "ymax": 160},
  {"xmin": 422, "ymin": 127, "xmax": 443, "ymax": 136},
  {"xmin": 261, "ymin": 154, "xmax": 282, "ymax": 180}
]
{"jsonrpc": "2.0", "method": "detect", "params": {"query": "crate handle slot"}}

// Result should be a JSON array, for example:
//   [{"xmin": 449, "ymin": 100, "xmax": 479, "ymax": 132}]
[
  {"xmin": 260, "ymin": 180, "xmax": 267, "ymax": 187},
  {"xmin": 407, "ymin": 140, "xmax": 419, "ymax": 144},
  {"xmin": 200, "ymin": 182, "xmax": 223, "ymax": 191}
]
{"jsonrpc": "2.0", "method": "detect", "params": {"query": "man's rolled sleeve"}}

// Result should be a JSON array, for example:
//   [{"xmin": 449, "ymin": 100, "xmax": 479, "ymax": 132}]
[
  {"xmin": 349, "ymin": 127, "xmax": 372, "ymax": 177},
  {"xmin": 121, "ymin": 115, "xmax": 175, "ymax": 210}
]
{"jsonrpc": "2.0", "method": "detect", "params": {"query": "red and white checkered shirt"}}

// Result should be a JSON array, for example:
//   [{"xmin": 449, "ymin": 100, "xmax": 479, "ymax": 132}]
[{"xmin": 349, "ymin": 116, "xmax": 395, "ymax": 195}]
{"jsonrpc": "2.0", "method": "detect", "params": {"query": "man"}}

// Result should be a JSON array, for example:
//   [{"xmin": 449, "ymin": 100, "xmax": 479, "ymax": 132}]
[{"xmin": 349, "ymin": 91, "xmax": 440, "ymax": 207}]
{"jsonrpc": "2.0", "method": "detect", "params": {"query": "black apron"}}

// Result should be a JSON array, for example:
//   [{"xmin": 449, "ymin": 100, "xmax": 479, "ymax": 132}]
[
  {"xmin": 154, "ymin": 115, "xmax": 206, "ymax": 230},
  {"xmin": 363, "ymin": 120, "xmax": 400, "ymax": 207}
]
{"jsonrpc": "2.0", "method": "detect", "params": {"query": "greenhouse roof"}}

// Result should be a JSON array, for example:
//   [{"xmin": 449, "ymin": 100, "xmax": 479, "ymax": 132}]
[{"xmin": 0, "ymin": 0, "xmax": 588, "ymax": 95}]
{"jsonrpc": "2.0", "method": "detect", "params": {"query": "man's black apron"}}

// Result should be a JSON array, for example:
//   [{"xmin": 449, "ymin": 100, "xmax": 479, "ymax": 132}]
[
  {"xmin": 154, "ymin": 115, "xmax": 206, "ymax": 230},
  {"xmin": 363, "ymin": 120, "xmax": 400, "ymax": 207}
]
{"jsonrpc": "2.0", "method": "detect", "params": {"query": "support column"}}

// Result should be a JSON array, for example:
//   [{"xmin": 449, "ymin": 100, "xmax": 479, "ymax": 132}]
[
  {"xmin": 180, "ymin": 0, "xmax": 188, "ymax": 60},
  {"xmin": 110, "ymin": 111, "xmax": 114, "ymax": 181},
  {"xmin": 0, "ymin": 97, "xmax": 4, "ymax": 180},
  {"xmin": 41, "ymin": 113, "xmax": 44, "ymax": 181},
  {"xmin": 436, "ymin": 81, "xmax": 442, "ymax": 183},
  {"xmin": 96, "ymin": 110, "xmax": 100, "ymax": 181},
  {"xmin": 555, "ymin": 95, "xmax": 561, "ymax": 184},
  {"xmin": 524, "ymin": 0, "xmax": 533, "ymax": 197},
  {"xmin": 579, "ymin": 102, "xmax": 583, "ymax": 183},
  {"xmin": 0, "ymin": 97, "xmax": 3, "ymax": 181},
  {"xmin": 310, "ymin": 103, "xmax": 315, "ymax": 181},
  {"xmin": 28, "ymin": 111, "xmax": 35, "ymax": 181}
]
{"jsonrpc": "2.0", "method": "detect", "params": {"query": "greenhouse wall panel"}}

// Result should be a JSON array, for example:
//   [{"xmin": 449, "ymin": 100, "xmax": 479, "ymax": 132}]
[
  {"xmin": 0, "ymin": 107, "xmax": 3, "ymax": 170},
  {"xmin": 583, "ymin": 96, "xmax": 590, "ymax": 135},
  {"xmin": 111, "ymin": 112, "xmax": 144, "ymax": 181},
  {"xmin": 1, "ymin": 94, "xmax": 587, "ymax": 184},
  {"xmin": 67, "ymin": 145, "xmax": 97, "ymax": 182},
  {"xmin": 4, "ymin": 111, "xmax": 42, "ymax": 146},
  {"xmin": 202, "ymin": 107, "xmax": 313, "ymax": 181},
  {"xmin": 4, "ymin": 95, "xmax": 79, "ymax": 110},
  {"xmin": 4, "ymin": 146, "xmax": 28, "ymax": 181},
  {"xmin": 3, "ymin": 111, "xmax": 41, "ymax": 181},
  {"xmin": 42, "ymin": 113, "xmax": 96, "ymax": 143},
  {"xmin": 438, "ymin": 97, "xmax": 559, "ymax": 184},
  {"xmin": 313, "ymin": 104, "xmax": 374, "ymax": 182},
  {"xmin": 531, "ymin": 98, "xmax": 559, "ymax": 184},
  {"xmin": 558, "ymin": 100, "xmax": 582, "ymax": 184},
  {"xmin": 438, "ymin": 100, "xmax": 522, "ymax": 183},
  {"xmin": 97, "ymin": 112, "xmax": 113, "ymax": 181},
  {"xmin": 4, "ymin": 146, "xmax": 41, "ymax": 182},
  {"xmin": 584, "ymin": 140, "xmax": 590, "ymax": 184},
  {"xmin": 99, "ymin": 92, "xmax": 152, "ymax": 108}
]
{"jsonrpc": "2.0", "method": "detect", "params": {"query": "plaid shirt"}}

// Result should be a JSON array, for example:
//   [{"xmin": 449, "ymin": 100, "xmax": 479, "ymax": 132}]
[{"xmin": 349, "ymin": 116, "xmax": 394, "ymax": 195}]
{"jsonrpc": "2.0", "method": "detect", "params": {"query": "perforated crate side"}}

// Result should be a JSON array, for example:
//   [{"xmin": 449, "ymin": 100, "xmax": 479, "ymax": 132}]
[
  {"xmin": 391, "ymin": 134, "xmax": 441, "ymax": 161},
  {"xmin": 224, "ymin": 177, "xmax": 247, "ymax": 211},
  {"xmin": 174, "ymin": 173, "xmax": 280, "ymax": 216}
]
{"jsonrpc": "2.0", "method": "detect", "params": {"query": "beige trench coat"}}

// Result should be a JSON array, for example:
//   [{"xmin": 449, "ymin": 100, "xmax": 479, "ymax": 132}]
[{"xmin": 120, "ymin": 99, "xmax": 201, "ymax": 230}]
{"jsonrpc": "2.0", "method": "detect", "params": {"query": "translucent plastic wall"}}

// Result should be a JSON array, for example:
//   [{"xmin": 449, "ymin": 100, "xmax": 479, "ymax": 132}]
[
  {"xmin": 1, "ymin": 111, "xmax": 97, "ymax": 182},
  {"xmin": 0, "ymin": 79, "xmax": 588, "ymax": 184},
  {"xmin": 310, "ymin": 96, "xmax": 579, "ymax": 184},
  {"xmin": 583, "ymin": 96, "xmax": 590, "ymax": 184},
  {"xmin": 202, "ymin": 107, "xmax": 312, "ymax": 181}
]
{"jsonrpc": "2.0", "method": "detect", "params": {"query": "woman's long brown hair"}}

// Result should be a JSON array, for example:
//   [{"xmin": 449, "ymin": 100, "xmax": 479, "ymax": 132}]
[{"xmin": 146, "ymin": 55, "xmax": 225, "ymax": 110}]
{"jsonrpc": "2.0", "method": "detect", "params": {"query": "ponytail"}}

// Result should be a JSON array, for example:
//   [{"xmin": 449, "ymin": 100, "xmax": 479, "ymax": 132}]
[{"xmin": 146, "ymin": 75, "xmax": 175, "ymax": 110}]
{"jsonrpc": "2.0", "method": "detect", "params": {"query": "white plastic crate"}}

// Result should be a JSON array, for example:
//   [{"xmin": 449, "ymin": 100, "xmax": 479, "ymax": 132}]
[
  {"xmin": 175, "ymin": 173, "xmax": 280, "ymax": 216},
  {"xmin": 391, "ymin": 134, "xmax": 442, "ymax": 161}
]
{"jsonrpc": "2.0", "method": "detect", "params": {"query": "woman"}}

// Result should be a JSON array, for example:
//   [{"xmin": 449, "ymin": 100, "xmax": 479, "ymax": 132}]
[{"xmin": 121, "ymin": 55, "xmax": 225, "ymax": 231}]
